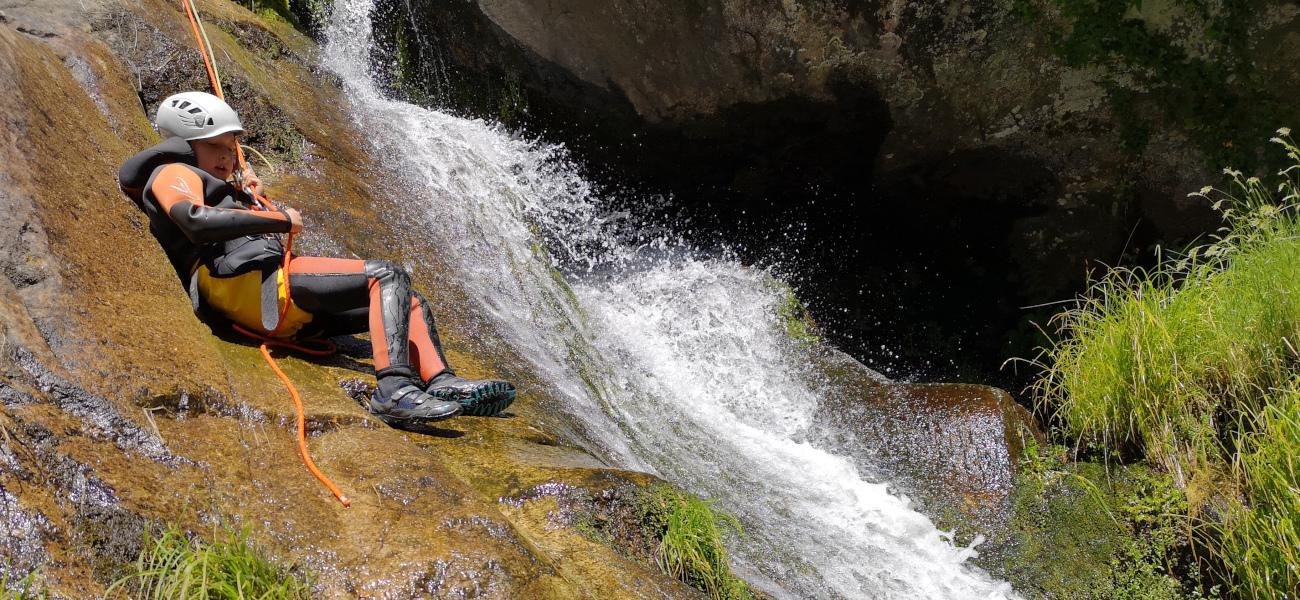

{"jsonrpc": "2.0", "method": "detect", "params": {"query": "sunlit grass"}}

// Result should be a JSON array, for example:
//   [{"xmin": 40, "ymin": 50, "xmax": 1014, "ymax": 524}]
[
  {"xmin": 639, "ymin": 485, "xmax": 754, "ymax": 600},
  {"xmin": 1217, "ymin": 378, "xmax": 1300, "ymax": 599},
  {"xmin": 107, "ymin": 524, "xmax": 312, "ymax": 600},
  {"xmin": 1031, "ymin": 130, "xmax": 1300, "ymax": 599}
]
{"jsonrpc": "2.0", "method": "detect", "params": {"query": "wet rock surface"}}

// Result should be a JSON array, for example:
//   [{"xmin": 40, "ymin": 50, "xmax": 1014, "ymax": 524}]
[
  {"xmin": 0, "ymin": 0, "xmax": 1055, "ymax": 597},
  {"xmin": 812, "ymin": 349, "xmax": 1043, "ymax": 535},
  {"xmin": 0, "ymin": 2, "xmax": 705, "ymax": 597}
]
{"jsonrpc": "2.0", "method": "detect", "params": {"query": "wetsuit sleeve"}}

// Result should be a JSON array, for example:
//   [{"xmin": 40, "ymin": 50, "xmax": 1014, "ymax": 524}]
[{"xmin": 150, "ymin": 163, "xmax": 292, "ymax": 243}]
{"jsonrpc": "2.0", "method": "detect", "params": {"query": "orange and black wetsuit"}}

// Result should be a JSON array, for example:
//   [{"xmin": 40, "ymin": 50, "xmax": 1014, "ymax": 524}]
[{"xmin": 118, "ymin": 138, "xmax": 451, "ymax": 392}]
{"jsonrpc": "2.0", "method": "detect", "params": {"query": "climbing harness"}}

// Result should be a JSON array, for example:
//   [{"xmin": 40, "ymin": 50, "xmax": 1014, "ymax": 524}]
[{"xmin": 179, "ymin": 0, "xmax": 350, "ymax": 507}]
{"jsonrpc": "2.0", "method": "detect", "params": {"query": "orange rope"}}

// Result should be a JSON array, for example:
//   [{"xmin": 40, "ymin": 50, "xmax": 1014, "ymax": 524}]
[
  {"xmin": 259, "ymin": 343, "xmax": 351, "ymax": 507},
  {"xmin": 180, "ymin": 0, "xmax": 221, "ymax": 97},
  {"xmin": 230, "ymin": 323, "xmax": 339, "ymax": 357},
  {"xmin": 180, "ymin": 0, "xmax": 350, "ymax": 507}
]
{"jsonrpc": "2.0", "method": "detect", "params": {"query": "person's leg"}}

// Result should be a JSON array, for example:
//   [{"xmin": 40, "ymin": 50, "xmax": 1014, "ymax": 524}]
[
  {"xmin": 288, "ymin": 257, "xmax": 407, "ymax": 371},
  {"xmin": 287, "ymin": 257, "xmax": 460, "ymax": 423},
  {"xmin": 408, "ymin": 291, "xmax": 516, "ymax": 416},
  {"xmin": 299, "ymin": 307, "xmax": 368, "ymax": 338},
  {"xmin": 407, "ymin": 291, "xmax": 451, "ymax": 383}
]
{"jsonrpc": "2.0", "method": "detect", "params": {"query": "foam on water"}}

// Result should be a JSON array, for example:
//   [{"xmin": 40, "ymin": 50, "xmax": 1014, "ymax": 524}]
[{"xmin": 323, "ymin": 2, "xmax": 1018, "ymax": 597}]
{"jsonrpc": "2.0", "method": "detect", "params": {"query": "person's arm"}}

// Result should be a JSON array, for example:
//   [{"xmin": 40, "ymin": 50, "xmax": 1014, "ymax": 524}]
[{"xmin": 150, "ymin": 163, "xmax": 297, "ymax": 243}]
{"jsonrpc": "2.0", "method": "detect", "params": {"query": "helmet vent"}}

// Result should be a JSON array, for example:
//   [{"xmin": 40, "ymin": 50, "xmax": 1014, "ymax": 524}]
[{"xmin": 155, "ymin": 92, "xmax": 241, "ymax": 140}]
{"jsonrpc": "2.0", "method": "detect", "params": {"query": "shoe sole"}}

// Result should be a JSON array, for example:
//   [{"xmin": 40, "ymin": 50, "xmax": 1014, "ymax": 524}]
[
  {"xmin": 369, "ymin": 393, "xmax": 463, "ymax": 427},
  {"xmin": 431, "ymin": 382, "xmax": 516, "ymax": 417},
  {"xmin": 371, "ymin": 407, "xmax": 462, "ymax": 428}
]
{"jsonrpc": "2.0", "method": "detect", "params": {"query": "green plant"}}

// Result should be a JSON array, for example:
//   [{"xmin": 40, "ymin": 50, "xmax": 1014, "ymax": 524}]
[
  {"xmin": 1029, "ymin": 130, "xmax": 1300, "ymax": 599},
  {"xmin": 1215, "ymin": 378, "xmax": 1300, "ymax": 599},
  {"xmin": 770, "ymin": 280, "xmax": 821, "ymax": 345},
  {"xmin": 638, "ymin": 486, "xmax": 754, "ymax": 600},
  {"xmin": 107, "ymin": 524, "xmax": 312, "ymax": 600},
  {"xmin": 0, "ymin": 570, "xmax": 46, "ymax": 600}
]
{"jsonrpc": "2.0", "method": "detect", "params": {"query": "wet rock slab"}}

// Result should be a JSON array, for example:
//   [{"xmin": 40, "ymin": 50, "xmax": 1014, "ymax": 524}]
[
  {"xmin": 0, "ymin": 3, "xmax": 704, "ymax": 597},
  {"xmin": 812, "ymin": 350, "xmax": 1044, "ymax": 533}
]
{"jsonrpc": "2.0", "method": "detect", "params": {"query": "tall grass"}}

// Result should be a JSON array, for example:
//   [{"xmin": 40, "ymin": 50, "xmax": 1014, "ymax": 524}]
[
  {"xmin": 1218, "ymin": 378, "xmax": 1300, "ymax": 598},
  {"xmin": 107, "ymin": 524, "xmax": 312, "ymax": 600},
  {"xmin": 639, "ymin": 485, "xmax": 754, "ymax": 600},
  {"xmin": 1032, "ymin": 130, "xmax": 1300, "ymax": 599}
]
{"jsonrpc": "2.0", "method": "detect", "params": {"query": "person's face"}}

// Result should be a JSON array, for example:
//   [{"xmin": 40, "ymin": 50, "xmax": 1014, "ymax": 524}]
[{"xmin": 190, "ymin": 132, "xmax": 239, "ymax": 180}]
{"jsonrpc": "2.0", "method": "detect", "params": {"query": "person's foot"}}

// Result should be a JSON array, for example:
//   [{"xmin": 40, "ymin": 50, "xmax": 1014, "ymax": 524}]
[
  {"xmin": 368, "ymin": 383, "xmax": 461, "ymax": 426},
  {"xmin": 425, "ymin": 371, "xmax": 516, "ymax": 417}
]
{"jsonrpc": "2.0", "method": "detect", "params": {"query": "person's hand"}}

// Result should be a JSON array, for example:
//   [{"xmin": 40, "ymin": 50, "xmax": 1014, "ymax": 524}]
[
  {"xmin": 240, "ymin": 169, "xmax": 264, "ymax": 197},
  {"xmin": 285, "ymin": 207, "xmax": 304, "ymax": 233}
]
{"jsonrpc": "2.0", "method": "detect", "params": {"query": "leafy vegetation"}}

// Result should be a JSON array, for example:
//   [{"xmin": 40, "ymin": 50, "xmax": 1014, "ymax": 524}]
[
  {"xmin": 1029, "ymin": 130, "xmax": 1300, "ymax": 599},
  {"xmin": 768, "ymin": 278, "xmax": 821, "ymax": 345},
  {"xmin": 637, "ymin": 485, "xmax": 755, "ymax": 600},
  {"xmin": 107, "ymin": 524, "xmax": 312, "ymax": 600}
]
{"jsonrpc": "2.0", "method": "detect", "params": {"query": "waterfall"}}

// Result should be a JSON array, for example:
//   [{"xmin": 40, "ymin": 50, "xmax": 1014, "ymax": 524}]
[{"xmin": 323, "ymin": 2, "xmax": 1018, "ymax": 598}]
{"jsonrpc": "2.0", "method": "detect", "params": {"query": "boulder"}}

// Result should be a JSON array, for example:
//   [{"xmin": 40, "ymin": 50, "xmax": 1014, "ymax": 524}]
[{"xmin": 811, "ymin": 350, "xmax": 1045, "ymax": 532}]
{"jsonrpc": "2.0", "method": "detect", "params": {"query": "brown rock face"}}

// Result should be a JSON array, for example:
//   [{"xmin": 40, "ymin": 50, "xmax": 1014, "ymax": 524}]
[
  {"xmin": 811, "ymin": 350, "xmax": 1043, "ymax": 534},
  {"xmin": 0, "ymin": 2, "xmax": 704, "ymax": 597},
  {"xmin": 0, "ymin": 0, "xmax": 1051, "ymax": 596}
]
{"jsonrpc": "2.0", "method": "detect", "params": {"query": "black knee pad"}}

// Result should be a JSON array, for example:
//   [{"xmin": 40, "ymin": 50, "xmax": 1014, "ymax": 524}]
[
  {"xmin": 364, "ymin": 260, "xmax": 412, "ymax": 290},
  {"xmin": 364, "ymin": 260, "xmax": 414, "ymax": 368}
]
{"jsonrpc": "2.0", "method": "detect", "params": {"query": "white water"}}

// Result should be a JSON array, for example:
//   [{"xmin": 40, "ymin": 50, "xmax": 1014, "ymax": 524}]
[{"xmin": 323, "ymin": 2, "xmax": 1017, "ymax": 598}]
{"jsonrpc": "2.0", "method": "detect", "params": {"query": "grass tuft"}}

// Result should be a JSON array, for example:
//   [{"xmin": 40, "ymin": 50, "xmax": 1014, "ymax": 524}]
[
  {"xmin": 638, "ymin": 485, "xmax": 755, "ymax": 600},
  {"xmin": 1031, "ymin": 131, "xmax": 1300, "ymax": 599},
  {"xmin": 1216, "ymin": 378, "xmax": 1300, "ymax": 599},
  {"xmin": 0, "ymin": 570, "xmax": 46, "ymax": 600},
  {"xmin": 107, "ymin": 524, "xmax": 312, "ymax": 600}
]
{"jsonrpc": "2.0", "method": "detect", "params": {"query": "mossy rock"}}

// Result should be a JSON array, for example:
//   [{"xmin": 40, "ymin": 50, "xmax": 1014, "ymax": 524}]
[{"xmin": 977, "ymin": 444, "xmax": 1221, "ymax": 599}]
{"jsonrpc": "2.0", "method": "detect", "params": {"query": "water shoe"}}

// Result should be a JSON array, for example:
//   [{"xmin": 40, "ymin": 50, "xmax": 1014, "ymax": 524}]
[
  {"xmin": 425, "ymin": 372, "xmax": 516, "ymax": 417},
  {"xmin": 368, "ymin": 383, "xmax": 462, "ymax": 426}
]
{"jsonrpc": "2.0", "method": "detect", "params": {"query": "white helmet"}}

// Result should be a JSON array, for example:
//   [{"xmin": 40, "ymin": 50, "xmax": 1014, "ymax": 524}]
[{"xmin": 155, "ymin": 91, "xmax": 244, "ymax": 141}]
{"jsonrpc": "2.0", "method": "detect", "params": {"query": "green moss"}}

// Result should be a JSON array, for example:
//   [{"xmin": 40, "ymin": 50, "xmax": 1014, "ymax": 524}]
[
  {"xmin": 235, "ymin": 0, "xmax": 303, "ymax": 33},
  {"xmin": 237, "ymin": 0, "xmax": 329, "ymax": 37},
  {"xmin": 107, "ymin": 524, "xmax": 313, "ymax": 600},
  {"xmin": 1017, "ymin": 0, "xmax": 1295, "ymax": 171},
  {"xmin": 769, "ymin": 280, "xmax": 821, "ymax": 345},
  {"xmin": 573, "ymin": 515, "xmax": 613, "ymax": 547},
  {"xmin": 991, "ymin": 441, "xmax": 1217, "ymax": 599}
]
